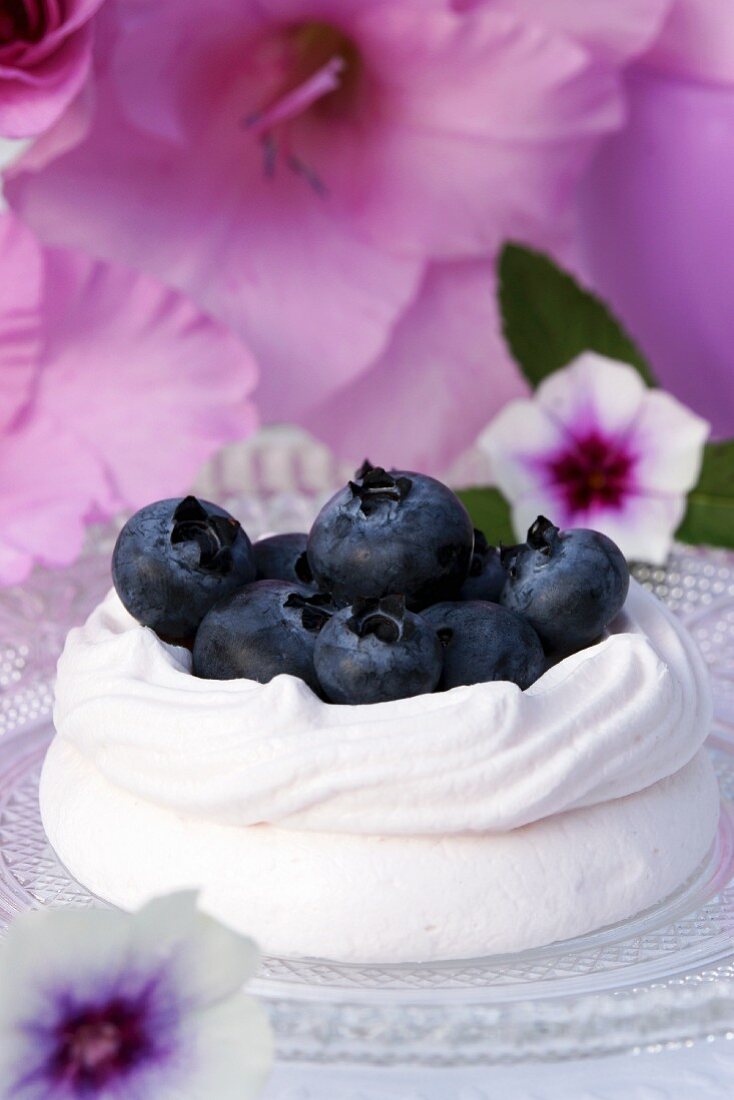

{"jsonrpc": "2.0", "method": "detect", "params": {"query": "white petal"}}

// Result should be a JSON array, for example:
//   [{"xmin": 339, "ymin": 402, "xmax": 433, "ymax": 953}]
[
  {"xmin": 631, "ymin": 390, "xmax": 710, "ymax": 494},
  {"xmin": 0, "ymin": 894, "xmax": 260, "ymax": 1025},
  {"xmin": 581, "ymin": 493, "xmax": 686, "ymax": 564},
  {"xmin": 477, "ymin": 398, "xmax": 565, "ymax": 498},
  {"xmin": 173, "ymin": 994, "xmax": 273, "ymax": 1099},
  {"xmin": 131, "ymin": 893, "xmax": 261, "ymax": 1010},
  {"xmin": 536, "ymin": 352, "xmax": 647, "ymax": 437},
  {"xmin": 0, "ymin": 894, "xmax": 264, "ymax": 1099},
  {"xmin": 0, "ymin": 906, "xmax": 136, "ymax": 1025},
  {"xmin": 509, "ymin": 487, "xmax": 579, "ymax": 540},
  {"xmin": 510, "ymin": 486, "xmax": 685, "ymax": 564},
  {"xmin": 0, "ymin": 907, "xmax": 139, "ymax": 1096},
  {"xmin": 0, "ymin": 897, "xmax": 267, "ymax": 1095},
  {"xmin": 98, "ymin": 993, "xmax": 273, "ymax": 1100}
]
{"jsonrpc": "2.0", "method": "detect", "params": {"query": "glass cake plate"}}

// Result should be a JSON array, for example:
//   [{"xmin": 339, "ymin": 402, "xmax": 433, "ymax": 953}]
[{"xmin": 1, "ymin": 451, "xmax": 734, "ymax": 1066}]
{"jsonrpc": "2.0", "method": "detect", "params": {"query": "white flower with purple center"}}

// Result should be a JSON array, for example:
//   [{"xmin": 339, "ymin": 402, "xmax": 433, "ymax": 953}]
[
  {"xmin": 479, "ymin": 353, "xmax": 710, "ymax": 563},
  {"xmin": 0, "ymin": 893, "xmax": 272, "ymax": 1099}
]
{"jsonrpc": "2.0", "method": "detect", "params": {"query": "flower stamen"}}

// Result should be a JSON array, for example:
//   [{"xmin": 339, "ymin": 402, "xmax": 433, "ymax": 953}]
[
  {"xmin": 245, "ymin": 56, "xmax": 345, "ymax": 138},
  {"xmin": 244, "ymin": 22, "xmax": 361, "ymax": 193},
  {"xmin": 51, "ymin": 997, "xmax": 153, "ymax": 1089},
  {"xmin": 68, "ymin": 1021, "xmax": 124, "ymax": 1072}
]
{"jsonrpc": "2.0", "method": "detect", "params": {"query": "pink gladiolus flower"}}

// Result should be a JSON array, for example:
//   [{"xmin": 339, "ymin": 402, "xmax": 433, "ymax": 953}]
[
  {"xmin": 0, "ymin": 0, "xmax": 106, "ymax": 138},
  {"xmin": 577, "ymin": 0, "xmax": 734, "ymax": 438},
  {"xmin": 479, "ymin": 354, "xmax": 709, "ymax": 563},
  {"xmin": 6, "ymin": 0, "xmax": 669, "ymax": 472},
  {"xmin": 0, "ymin": 213, "xmax": 258, "ymax": 587}
]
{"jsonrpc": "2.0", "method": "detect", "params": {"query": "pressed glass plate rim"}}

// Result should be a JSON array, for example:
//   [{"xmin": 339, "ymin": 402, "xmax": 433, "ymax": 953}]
[
  {"xmin": 4, "ymin": 725, "xmax": 734, "ymax": 1068},
  {"xmin": 1, "ymin": 475, "xmax": 734, "ymax": 1062}
]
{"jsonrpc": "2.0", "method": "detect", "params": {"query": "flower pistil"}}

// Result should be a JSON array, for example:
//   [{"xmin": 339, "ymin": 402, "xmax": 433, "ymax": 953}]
[
  {"xmin": 244, "ymin": 21, "xmax": 363, "ymax": 193},
  {"xmin": 546, "ymin": 430, "xmax": 637, "ymax": 512}
]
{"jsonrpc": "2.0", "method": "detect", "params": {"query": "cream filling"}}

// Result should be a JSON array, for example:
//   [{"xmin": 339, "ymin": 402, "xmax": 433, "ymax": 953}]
[{"xmin": 51, "ymin": 581, "xmax": 711, "ymax": 836}]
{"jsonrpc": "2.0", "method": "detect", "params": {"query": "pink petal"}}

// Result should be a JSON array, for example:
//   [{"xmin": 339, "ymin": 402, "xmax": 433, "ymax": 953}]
[
  {"xmin": 36, "ymin": 246, "xmax": 260, "ymax": 510},
  {"xmin": 0, "ymin": 214, "xmax": 43, "ymax": 430},
  {"xmin": 305, "ymin": 261, "xmax": 527, "ymax": 474},
  {"xmin": 325, "ymin": 119, "xmax": 607, "ymax": 259},
  {"xmin": 0, "ymin": 212, "xmax": 262, "ymax": 586},
  {"xmin": 578, "ymin": 70, "xmax": 734, "ymax": 438},
  {"xmin": 10, "ymin": 0, "xmax": 633, "ymax": 261},
  {"xmin": 0, "ymin": 24, "xmax": 93, "ymax": 138},
  {"xmin": 7, "ymin": 88, "xmax": 423, "ymax": 420},
  {"xmin": 202, "ymin": 181, "xmax": 423, "ymax": 422},
  {"xmin": 5, "ymin": 0, "xmax": 665, "ymax": 454},
  {"xmin": 360, "ymin": 5, "xmax": 622, "ymax": 142},
  {"xmin": 467, "ymin": 0, "xmax": 670, "ymax": 66},
  {"xmin": 643, "ymin": 0, "xmax": 734, "ymax": 84},
  {"xmin": 10, "ymin": 82, "xmax": 95, "ymax": 174},
  {"xmin": 33, "ymin": 0, "xmax": 108, "ymax": 48},
  {"xmin": 108, "ymin": 0, "xmax": 265, "ymax": 144},
  {"xmin": 0, "ymin": 542, "xmax": 32, "ymax": 586},
  {"xmin": 312, "ymin": 3, "xmax": 629, "ymax": 256},
  {"xmin": 0, "ymin": 411, "xmax": 108, "ymax": 584},
  {"xmin": 254, "ymin": 0, "xmax": 417, "ymax": 16},
  {"xmin": 0, "ymin": 0, "xmax": 105, "ymax": 66}
]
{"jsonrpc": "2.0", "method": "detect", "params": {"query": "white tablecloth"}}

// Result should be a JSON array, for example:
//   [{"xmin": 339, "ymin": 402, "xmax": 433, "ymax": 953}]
[{"xmin": 262, "ymin": 1041, "xmax": 734, "ymax": 1099}]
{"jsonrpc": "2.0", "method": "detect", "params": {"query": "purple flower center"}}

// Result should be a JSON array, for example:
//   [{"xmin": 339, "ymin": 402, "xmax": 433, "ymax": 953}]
[
  {"xmin": 10, "ymin": 971, "xmax": 183, "ymax": 1099},
  {"xmin": 546, "ymin": 430, "xmax": 636, "ymax": 513},
  {"xmin": 246, "ymin": 22, "xmax": 365, "ymax": 193},
  {"xmin": 49, "ymin": 995, "xmax": 154, "ymax": 1092},
  {"xmin": 0, "ymin": 0, "xmax": 48, "ymax": 44}
]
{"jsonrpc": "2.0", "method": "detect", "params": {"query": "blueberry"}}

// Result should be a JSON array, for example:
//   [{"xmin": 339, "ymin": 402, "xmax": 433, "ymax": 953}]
[
  {"xmin": 253, "ymin": 532, "xmax": 314, "ymax": 586},
  {"xmin": 500, "ymin": 516, "xmax": 630, "ymax": 654},
  {"xmin": 112, "ymin": 496, "xmax": 256, "ymax": 643},
  {"xmin": 422, "ymin": 601, "xmax": 544, "ymax": 690},
  {"xmin": 307, "ymin": 461, "xmax": 474, "ymax": 607},
  {"xmin": 458, "ymin": 529, "xmax": 506, "ymax": 602},
  {"xmin": 314, "ymin": 595, "xmax": 443, "ymax": 705},
  {"xmin": 193, "ymin": 581, "xmax": 335, "ymax": 690}
]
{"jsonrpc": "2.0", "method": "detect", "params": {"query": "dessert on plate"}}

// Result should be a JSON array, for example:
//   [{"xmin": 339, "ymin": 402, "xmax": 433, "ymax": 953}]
[{"xmin": 41, "ymin": 464, "xmax": 719, "ymax": 963}]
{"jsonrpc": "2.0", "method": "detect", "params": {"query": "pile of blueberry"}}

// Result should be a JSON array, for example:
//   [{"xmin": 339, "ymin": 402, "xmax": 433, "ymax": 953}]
[{"xmin": 112, "ymin": 462, "xmax": 630, "ymax": 705}]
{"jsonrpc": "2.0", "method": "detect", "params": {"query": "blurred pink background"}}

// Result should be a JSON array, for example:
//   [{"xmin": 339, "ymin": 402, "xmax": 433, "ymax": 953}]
[
  {"xmin": 579, "ymin": 0, "xmax": 734, "ymax": 438},
  {"xmin": 1, "ymin": 0, "xmax": 733, "ymax": 579}
]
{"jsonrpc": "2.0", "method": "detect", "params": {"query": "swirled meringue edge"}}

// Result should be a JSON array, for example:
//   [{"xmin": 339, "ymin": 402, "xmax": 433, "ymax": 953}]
[{"xmin": 49, "ymin": 581, "xmax": 712, "ymax": 836}]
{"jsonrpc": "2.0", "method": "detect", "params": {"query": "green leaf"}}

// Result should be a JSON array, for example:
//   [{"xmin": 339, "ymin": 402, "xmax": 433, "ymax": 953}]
[
  {"xmin": 457, "ymin": 487, "xmax": 517, "ymax": 545},
  {"xmin": 676, "ymin": 440, "xmax": 734, "ymax": 549},
  {"xmin": 498, "ymin": 243, "xmax": 658, "ymax": 389}
]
